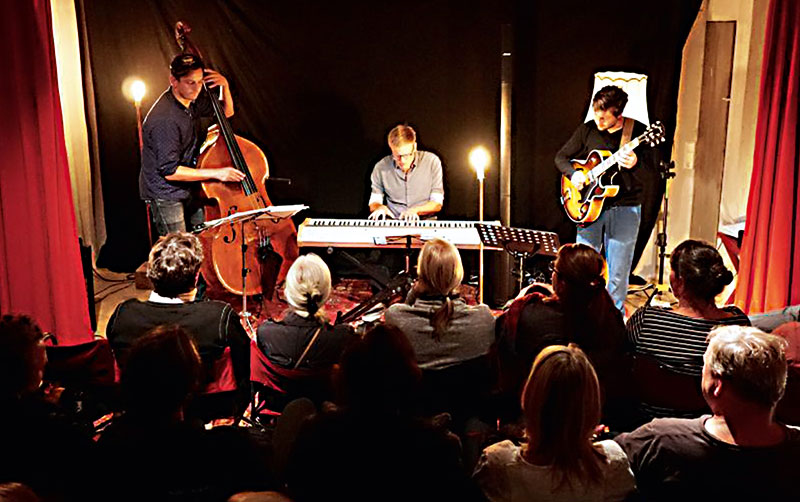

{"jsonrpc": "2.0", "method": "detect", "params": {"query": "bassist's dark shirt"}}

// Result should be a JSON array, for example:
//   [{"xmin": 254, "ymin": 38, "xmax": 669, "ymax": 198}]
[
  {"xmin": 555, "ymin": 120, "xmax": 649, "ymax": 207},
  {"xmin": 139, "ymin": 89, "xmax": 215, "ymax": 201}
]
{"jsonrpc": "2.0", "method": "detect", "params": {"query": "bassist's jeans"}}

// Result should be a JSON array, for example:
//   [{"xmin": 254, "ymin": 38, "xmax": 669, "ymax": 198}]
[
  {"xmin": 146, "ymin": 198, "xmax": 205, "ymax": 237},
  {"xmin": 576, "ymin": 204, "xmax": 641, "ymax": 313}
]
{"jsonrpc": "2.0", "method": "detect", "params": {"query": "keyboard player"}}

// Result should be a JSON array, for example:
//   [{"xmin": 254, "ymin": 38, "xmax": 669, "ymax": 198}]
[{"xmin": 368, "ymin": 124, "xmax": 444, "ymax": 221}]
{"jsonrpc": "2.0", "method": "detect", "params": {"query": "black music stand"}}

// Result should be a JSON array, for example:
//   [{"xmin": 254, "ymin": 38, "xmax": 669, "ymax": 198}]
[{"xmin": 475, "ymin": 224, "xmax": 560, "ymax": 293}]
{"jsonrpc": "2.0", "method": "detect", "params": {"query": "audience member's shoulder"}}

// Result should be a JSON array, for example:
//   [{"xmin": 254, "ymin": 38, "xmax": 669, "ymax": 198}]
[
  {"xmin": 384, "ymin": 302, "xmax": 414, "ymax": 321},
  {"xmin": 596, "ymin": 439, "xmax": 628, "ymax": 461},
  {"xmin": 326, "ymin": 320, "xmax": 354, "ymax": 337},
  {"xmin": 191, "ymin": 298, "xmax": 235, "ymax": 312},
  {"xmin": 113, "ymin": 297, "xmax": 146, "ymax": 313},
  {"xmin": 463, "ymin": 300, "xmax": 495, "ymax": 317},
  {"xmin": 720, "ymin": 304, "xmax": 749, "ymax": 319},
  {"xmin": 617, "ymin": 416, "xmax": 703, "ymax": 444},
  {"xmin": 782, "ymin": 424, "xmax": 800, "ymax": 444},
  {"xmin": 482, "ymin": 439, "xmax": 520, "ymax": 464}
]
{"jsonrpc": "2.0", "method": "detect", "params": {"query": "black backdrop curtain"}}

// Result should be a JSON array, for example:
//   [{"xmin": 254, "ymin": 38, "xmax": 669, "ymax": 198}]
[{"xmin": 84, "ymin": 0, "xmax": 700, "ymax": 287}]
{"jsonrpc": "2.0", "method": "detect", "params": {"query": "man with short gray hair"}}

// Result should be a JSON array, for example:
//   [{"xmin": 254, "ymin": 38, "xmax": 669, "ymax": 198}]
[{"xmin": 616, "ymin": 325, "xmax": 800, "ymax": 500}]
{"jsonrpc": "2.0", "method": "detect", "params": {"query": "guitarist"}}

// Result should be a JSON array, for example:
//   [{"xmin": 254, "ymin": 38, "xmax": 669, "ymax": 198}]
[{"xmin": 555, "ymin": 85, "xmax": 650, "ymax": 313}]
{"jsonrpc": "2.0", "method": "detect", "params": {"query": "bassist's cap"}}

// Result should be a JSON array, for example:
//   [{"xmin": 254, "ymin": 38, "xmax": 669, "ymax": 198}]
[{"xmin": 170, "ymin": 53, "xmax": 205, "ymax": 78}]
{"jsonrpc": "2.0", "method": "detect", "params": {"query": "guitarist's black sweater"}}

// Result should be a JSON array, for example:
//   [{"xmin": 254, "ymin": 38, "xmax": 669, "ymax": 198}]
[{"xmin": 555, "ymin": 120, "xmax": 650, "ymax": 207}]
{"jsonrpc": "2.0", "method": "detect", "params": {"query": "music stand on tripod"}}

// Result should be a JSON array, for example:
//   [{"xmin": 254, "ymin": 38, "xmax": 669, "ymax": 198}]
[
  {"xmin": 475, "ymin": 224, "xmax": 560, "ymax": 293},
  {"xmin": 194, "ymin": 204, "xmax": 308, "ymax": 334}
]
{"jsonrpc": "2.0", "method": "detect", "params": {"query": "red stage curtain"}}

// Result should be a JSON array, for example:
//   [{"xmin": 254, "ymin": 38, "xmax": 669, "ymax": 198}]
[
  {"xmin": 0, "ymin": 0, "xmax": 92, "ymax": 343},
  {"xmin": 735, "ymin": 0, "xmax": 800, "ymax": 314}
]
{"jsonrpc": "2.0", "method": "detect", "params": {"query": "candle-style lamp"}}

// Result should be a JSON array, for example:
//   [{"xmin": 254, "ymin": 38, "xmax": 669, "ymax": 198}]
[
  {"xmin": 130, "ymin": 79, "xmax": 146, "ymax": 152},
  {"xmin": 469, "ymin": 146, "xmax": 490, "ymax": 304}
]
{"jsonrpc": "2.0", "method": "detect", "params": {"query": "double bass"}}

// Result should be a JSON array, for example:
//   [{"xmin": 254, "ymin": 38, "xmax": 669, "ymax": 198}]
[{"xmin": 174, "ymin": 21, "xmax": 298, "ymax": 299}]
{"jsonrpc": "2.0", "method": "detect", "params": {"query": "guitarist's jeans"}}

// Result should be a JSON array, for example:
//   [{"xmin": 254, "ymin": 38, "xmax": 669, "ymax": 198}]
[{"xmin": 576, "ymin": 204, "xmax": 641, "ymax": 314}]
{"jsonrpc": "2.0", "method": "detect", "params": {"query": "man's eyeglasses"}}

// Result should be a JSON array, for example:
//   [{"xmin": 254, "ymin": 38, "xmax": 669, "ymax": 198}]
[{"xmin": 392, "ymin": 148, "xmax": 416, "ymax": 161}]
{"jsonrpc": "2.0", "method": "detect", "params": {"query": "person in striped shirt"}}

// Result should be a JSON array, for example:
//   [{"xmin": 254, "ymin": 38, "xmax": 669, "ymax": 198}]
[{"xmin": 627, "ymin": 239, "xmax": 749, "ymax": 377}]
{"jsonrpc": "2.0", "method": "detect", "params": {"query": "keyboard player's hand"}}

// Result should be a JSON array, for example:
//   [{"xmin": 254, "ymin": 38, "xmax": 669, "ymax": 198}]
[
  {"xmin": 399, "ymin": 208, "xmax": 420, "ymax": 221},
  {"xmin": 368, "ymin": 205, "xmax": 392, "ymax": 220}
]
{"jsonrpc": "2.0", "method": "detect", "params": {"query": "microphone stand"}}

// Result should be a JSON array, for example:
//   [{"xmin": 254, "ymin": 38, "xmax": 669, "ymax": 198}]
[{"xmin": 646, "ymin": 160, "xmax": 676, "ymax": 307}]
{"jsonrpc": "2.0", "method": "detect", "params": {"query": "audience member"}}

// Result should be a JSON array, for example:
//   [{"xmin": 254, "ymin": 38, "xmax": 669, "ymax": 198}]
[
  {"xmin": 0, "ymin": 314, "xmax": 95, "ymax": 501},
  {"xmin": 106, "ymin": 232, "xmax": 251, "ymax": 414},
  {"xmin": 749, "ymin": 304, "xmax": 800, "ymax": 332},
  {"xmin": 627, "ymin": 239, "xmax": 749, "ymax": 377},
  {"xmin": 0, "ymin": 482, "xmax": 40, "ymax": 502},
  {"xmin": 473, "ymin": 344, "xmax": 636, "ymax": 501},
  {"xmin": 97, "ymin": 325, "xmax": 274, "ymax": 501},
  {"xmin": 286, "ymin": 324, "xmax": 482, "ymax": 502},
  {"xmin": 256, "ymin": 253, "xmax": 353, "ymax": 411},
  {"xmin": 385, "ymin": 238, "xmax": 494, "ymax": 370},
  {"xmin": 495, "ymin": 243, "xmax": 629, "ymax": 426},
  {"xmin": 616, "ymin": 325, "xmax": 800, "ymax": 500}
]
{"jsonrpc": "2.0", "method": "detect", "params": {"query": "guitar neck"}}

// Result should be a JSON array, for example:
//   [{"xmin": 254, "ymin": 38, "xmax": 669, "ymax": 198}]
[{"xmin": 589, "ymin": 136, "xmax": 642, "ymax": 180}]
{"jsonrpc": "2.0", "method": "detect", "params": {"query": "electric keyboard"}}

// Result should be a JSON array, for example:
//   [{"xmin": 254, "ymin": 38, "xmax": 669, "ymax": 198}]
[{"xmin": 297, "ymin": 218, "xmax": 503, "ymax": 250}]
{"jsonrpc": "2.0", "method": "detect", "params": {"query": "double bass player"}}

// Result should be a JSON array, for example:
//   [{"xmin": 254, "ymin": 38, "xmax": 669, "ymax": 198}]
[{"xmin": 139, "ymin": 53, "xmax": 245, "ymax": 236}]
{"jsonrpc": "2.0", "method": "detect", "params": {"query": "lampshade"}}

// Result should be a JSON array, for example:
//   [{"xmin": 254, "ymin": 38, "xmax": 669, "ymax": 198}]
[{"xmin": 584, "ymin": 71, "xmax": 650, "ymax": 126}]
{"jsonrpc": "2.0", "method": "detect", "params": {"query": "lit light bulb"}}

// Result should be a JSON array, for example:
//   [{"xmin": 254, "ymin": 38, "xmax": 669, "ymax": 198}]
[
  {"xmin": 469, "ymin": 146, "xmax": 490, "ymax": 180},
  {"xmin": 131, "ymin": 80, "xmax": 146, "ymax": 105}
]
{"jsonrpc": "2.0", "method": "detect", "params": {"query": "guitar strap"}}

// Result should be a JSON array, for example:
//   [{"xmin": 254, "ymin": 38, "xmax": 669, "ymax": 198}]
[{"xmin": 621, "ymin": 117, "xmax": 634, "ymax": 147}]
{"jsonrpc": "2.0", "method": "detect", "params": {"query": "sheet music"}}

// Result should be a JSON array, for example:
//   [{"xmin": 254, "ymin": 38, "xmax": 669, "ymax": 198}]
[{"xmin": 202, "ymin": 204, "xmax": 308, "ymax": 229}]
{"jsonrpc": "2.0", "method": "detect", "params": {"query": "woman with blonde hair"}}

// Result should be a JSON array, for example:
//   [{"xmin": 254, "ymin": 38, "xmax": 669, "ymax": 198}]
[
  {"xmin": 474, "ymin": 344, "xmax": 635, "ymax": 501},
  {"xmin": 256, "ymin": 254, "xmax": 353, "ymax": 411},
  {"xmin": 385, "ymin": 238, "xmax": 494, "ymax": 370}
]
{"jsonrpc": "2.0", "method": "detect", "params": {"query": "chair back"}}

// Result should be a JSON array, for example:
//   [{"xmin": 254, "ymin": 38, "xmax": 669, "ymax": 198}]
[
  {"xmin": 421, "ymin": 355, "xmax": 493, "ymax": 426},
  {"xmin": 204, "ymin": 346, "xmax": 237, "ymax": 394},
  {"xmin": 632, "ymin": 352, "xmax": 707, "ymax": 414},
  {"xmin": 250, "ymin": 339, "xmax": 332, "ymax": 415},
  {"xmin": 44, "ymin": 338, "xmax": 116, "ymax": 387},
  {"xmin": 773, "ymin": 322, "xmax": 800, "ymax": 425}
]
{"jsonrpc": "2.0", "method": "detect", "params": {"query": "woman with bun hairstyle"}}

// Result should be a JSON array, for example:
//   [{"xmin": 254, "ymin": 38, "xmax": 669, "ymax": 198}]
[
  {"xmin": 256, "ymin": 253, "xmax": 353, "ymax": 410},
  {"xmin": 495, "ymin": 243, "xmax": 628, "ymax": 425},
  {"xmin": 627, "ymin": 239, "xmax": 750, "ymax": 378}
]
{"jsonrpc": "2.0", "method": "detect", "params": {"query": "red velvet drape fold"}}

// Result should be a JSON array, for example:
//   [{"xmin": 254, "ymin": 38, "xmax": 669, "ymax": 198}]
[
  {"xmin": 0, "ymin": 0, "xmax": 92, "ymax": 343},
  {"xmin": 736, "ymin": 0, "xmax": 800, "ymax": 314}
]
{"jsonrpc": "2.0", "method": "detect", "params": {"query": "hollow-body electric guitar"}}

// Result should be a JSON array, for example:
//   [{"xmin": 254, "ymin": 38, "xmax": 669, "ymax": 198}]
[{"xmin": 560, "ymin": 121, "xmax": 665, "ymax": 225}]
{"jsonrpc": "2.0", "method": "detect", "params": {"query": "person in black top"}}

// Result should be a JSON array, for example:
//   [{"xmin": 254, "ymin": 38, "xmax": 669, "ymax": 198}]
[
  {"xmin": 256, "ymin": 254, "xmax": 353, "ymax": 411},
  {"xmin": 98, "ymin": 326, "xmax": 274, "ymax": 501},
  {"xmin": 495, "ymin": 243, "xmax": 630, "ymax": 428},
  {"xmin": 139, "ymin": 53, "xmax": 245, "ymax": 235},
  {"xmin": 0, "ymin": 314, "xmax": 96, "ymax": 501},
  {"xmin": 555, "ymin": 85, "xmax": 651, "ymax": 313},
  {"xmin": 616, "ymin": 325, "xmax": 800, "ymax": 501},
  {"xmin": 106, "ymin": 232, "xmax": 251, "ymax": 414}
]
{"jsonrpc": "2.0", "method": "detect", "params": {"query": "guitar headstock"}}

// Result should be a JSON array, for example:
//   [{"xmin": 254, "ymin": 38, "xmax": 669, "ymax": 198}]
[{"xmin": 644, "ymin": 121, "xmax": 666, "ymax": 147}]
